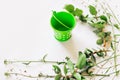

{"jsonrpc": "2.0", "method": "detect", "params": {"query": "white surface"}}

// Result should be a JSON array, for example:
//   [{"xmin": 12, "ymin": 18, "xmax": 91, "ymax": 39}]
[{"xmin": 0, "ymin": 0, "xmax": 120, "ymax": 80}]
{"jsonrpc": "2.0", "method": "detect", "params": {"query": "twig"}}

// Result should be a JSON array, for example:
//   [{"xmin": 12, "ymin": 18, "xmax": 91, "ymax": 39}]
[
  {"xmin": 5, "ymin": 72, "xmax": 55, "ymax": 78},
  {"xmin": 83, "ymin": 74, "xmax": 109, "ymax": 77},
  {"xmin": 96, "ymin": 54, "xmax": 120, "ymax": 65},
  {"xmin": 5, "ymin": 72, "xmax": 109, "ymax": 79},
  {"xmin": 105, "ymin": 2, "xmax": 120, "ymax": 28},
  {"xmin": 4, "ymin": 59, "xmax": 66, "ymax": 65}
]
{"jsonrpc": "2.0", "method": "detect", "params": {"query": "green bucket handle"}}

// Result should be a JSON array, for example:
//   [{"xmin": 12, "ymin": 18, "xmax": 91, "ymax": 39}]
[{"xmin": 52, "ymin": 11, "xmax": 71, "ymax": 30}]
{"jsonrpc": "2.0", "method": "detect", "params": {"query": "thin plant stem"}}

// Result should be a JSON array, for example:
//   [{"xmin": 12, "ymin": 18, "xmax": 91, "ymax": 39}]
[
  {"xmin": 4, "ymin": 60, "xmax": 66, "ymax": 65},
  {"xmin": 5, "ymin": 72, "xmax": 55, "ymax": 78},
  {"xmin": 83, "ymin": 74, "xmax": 109, "ymax": 77},
  {"xmin": 99, "ymin": 65, "xmax": 112, "ymax": 80},
  {"xmin": 105, "ymin": 2, "xmax": 120, "ymax": 28},
  {"xmin": 96, "ymin": 54, "xmax": 120, "ymax": 65},
  {"xmin": 5, "ymin": 72, "xmax": 110, "ymax": 79},
  {"xmin": 108, "ymin": 70, "xmax": 120, "ymax": 75}
]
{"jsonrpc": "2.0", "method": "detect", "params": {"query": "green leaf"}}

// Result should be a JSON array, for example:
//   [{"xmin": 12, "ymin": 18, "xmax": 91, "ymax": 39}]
[
  {"xmin": 100, "ymin": 15, "xmax": 108, "ymax": 22},
  {"xmin": 64, "ymin": 64, "xmax": 67, "ymax": 75},
  {"xmin": 114, "ymin": 24, "xmax": 120, "ymax": 29},
  {"xmin": 41, "ymin": 54, "xmax": 47, "ymax": 62},
  {"xmin": 76, "ymin": 51, "xmax": 86, "ymax": 69},
  {"xmin": 87, "ymin": 61, "xmax": 94, "ymax": 67},
  {"xmin": 90, "ymin": 22, "xmax": 105, "ymax": 29},
  {"xmin": 84, "ymin": 48, "xmax": 93, "ymax": 58},
  {"xmin": 105, "ymin": 32, "xmax": 111, "ymax": 37},
  {"xmin": 57, "ymin": 62, "xmax": 66, "ymax": 65},
  {"xmin": 64, "ymin": 4, "xmax": 74, "ymax": 12},
  {"xmin": 88, "ymin": 5, "xmax": 97, "ymax": 15},
  {"xmin": 81, "ymin": 76, "xmax": 86, "ymax": 80},
  {"xmin": 79, "ymin": 15, "xmax": 87, "ymax": 22},
  {"xmin": 23, "ymin": 62, "xmax": 31, "ymax": 65},
  {"xmin": 53, "ymin": 65, "xmax": 61, "ymax": 74},
  {"xmin": 4, "ymin": 72, "xmax": 10, "ymax": 77},
  {"xmin": 96, "ymin": 38, "xmax": 103, "ymax": 45},
  {"xmin": 87, "ymin": 67, "xmax": 94, "ymax": 74},
  {"xmin": 67, "ymin": 59, "xmax": 74, "ymax": 73},
  {"xmin": 94, "ymin": 22, "xmax": 105, "ymax": 29},
  {"xmin": 96, "ymin": 50, "xmax": 105, "ymax": 57},
  {"xmin": 73, "ymin": 73, "xmax": 81, "ymax": 80},
  {"xmin": 91, "ymin": 55, "xmax": 96, "ymax": 63},
  {"xmin": 55, "ymin": 74, "xmax": 61, "ymax": 80},
  {"xmin": 74, "ymin": 8, "xmax": 83, "ymax": 16},
  {"xmin": 96, "ymin": 52, "xmax": 104, "ymax": 57},
  {"xmin": 4, "ymin": 60, "xmax": 8, "ymax": 65},
  {"xmin": 97, "ymin": 32, "xmax": 106, "ymax": 38},
  {"xmin": 105, "ymin": 36, "xmax": 110, "ymax": 42},
  {"xmin": 93, "ymin": 29, "xmax": 102, "ymax": 34},
  {"xmin": 111, "ymin": 42, "xmax": 114, "ymax": 50}
]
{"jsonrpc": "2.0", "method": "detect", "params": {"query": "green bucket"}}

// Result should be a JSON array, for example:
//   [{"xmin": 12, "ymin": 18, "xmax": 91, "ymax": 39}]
[{"xmin": 50, "ymin": 11, "xmax": 76, "ymax": 42}]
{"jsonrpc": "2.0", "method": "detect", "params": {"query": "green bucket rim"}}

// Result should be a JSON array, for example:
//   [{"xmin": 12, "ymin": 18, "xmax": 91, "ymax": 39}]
[{"xmin": 50, "ymin": 11, "xmax": 76, "ymax": 32}]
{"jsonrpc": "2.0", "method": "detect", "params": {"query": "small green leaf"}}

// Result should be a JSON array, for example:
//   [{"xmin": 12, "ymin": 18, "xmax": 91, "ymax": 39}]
[
  {"xmin": 67, "ymin": 59, "xmax": 74, "ymax": 73},
  {"xmin": 53, "ymin": 65, "xmax": 61, "ymax": 74},
  {"xmin": 96, "ymin": 38, "xmax": 103, "ymax": 45},
  {"xmin": 114, "ymin": 24, "xmax": 120, "ymax": 29},
  {"xmin": 105, "ymin": 32, "xmax": 111, "ymax": 37},
  {"xmin": 64, "ymin": 4, "xmax": 74, "ymax": 12},
  {"xmin": 94, "ymin": 23, "xmax": 105, "ymax": 29},
  {"xmin": 87, "ymin": 67, "xmax": 94, "ymax": 74},
  {"xmin": 81, "ymin": 76, "xmax": 86, "ymax": 80},
  {"xmin": 111, "ymin": 42, "xmax": 114, "ymax": 50},
  {"xmin": 64, "ymin": 64, "xmax": 67, "ymax": 75},
  {"xmin": 79, "ymin": 15, "xmax": 87, "ymax": 22},
  {"xmin": 88, "ymin": 5, "xmax": 97, "ymax": 15},
  {"xmin": 91, "ymin": 55, "xmax": 96, "ymax": 63},
  {"xmin": 84, "ymin": 48, "xmax": 93, "ymax": 58},
  {"xmin": 96, "ymin": 52, "xmax": 104, "ymax": 57},
  {"xmin": 93, "ymin": 29, "xmax": 102, "ymax": 34},
  {"xmin": 41, "ymin": 54, "xmax": 47, "ymax": 62},
  {"xmin": 100, "ymin": 15, "xmax": 108, "ymax": 22},
  {"xmin": 4, "ymin": 72, "xmax": 10, "ymax": 77},
  {"xmin": 76, "ymin": 51, "xmax": 86, "ymax": 69},
  {"xmin": 97, "ymin": 32, "xmax": 106, "ymax": 38},
  {"xmin": 4, "ymin": 59, "xmax": 8, "ymax": 65},
  {"xmin": 57, "ymin": 62, "xmax": 66, "ymax": 65},
  {"xmin": 90, "ymin": 22, "xmax": 105, "ymax": 29},
  {"xmin": 65, "ymin": 57, "xmax": 70, "ymax": 60},
  {"xmin": 23, "ymin": 62, "xmax": 31, "ymax": 65},
  {"xmin": 74, "ymin": 8, "xmax": 83, "ymax": 16},
  {"xmin": 73, "ymin": 73, "xmax": 81, "ymax": 80},
  {"xmin": 87, "ymin": 61, "xmax": 94, "ymax": 67},
  {"xmin": 55, "ymin": 74, "xmax": 61, "ymax": 80}
]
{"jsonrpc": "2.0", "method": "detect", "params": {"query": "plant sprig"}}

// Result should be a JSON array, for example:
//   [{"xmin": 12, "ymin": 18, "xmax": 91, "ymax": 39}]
[
  {"xmin": 64, "ymin": 4, "xmax": 112, "ymax": 47},
  {"xmin": 4, "ymin": 49, "xmax": 110, "ymax": 80}
]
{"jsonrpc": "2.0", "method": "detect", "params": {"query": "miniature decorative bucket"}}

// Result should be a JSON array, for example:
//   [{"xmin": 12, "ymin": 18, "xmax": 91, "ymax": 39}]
[{"xmin": 50, "ymin": 11, "xmax": 76, "ymax": 42}]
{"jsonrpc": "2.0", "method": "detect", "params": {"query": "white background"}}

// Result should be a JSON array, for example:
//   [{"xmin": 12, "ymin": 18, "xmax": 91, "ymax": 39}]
[{"xmin": 0, "ymin": 0, "xmax": 120, "ymax": 80}]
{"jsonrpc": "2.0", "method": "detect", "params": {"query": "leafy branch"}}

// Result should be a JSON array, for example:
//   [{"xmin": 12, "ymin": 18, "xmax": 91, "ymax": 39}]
[
  {"xmin": 64, "ymin": 4, "xmax": 112, "ymax": 47},
  {"xmin": 4, "ymin": 49, "xmax": 110, "ymax": 80}
]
